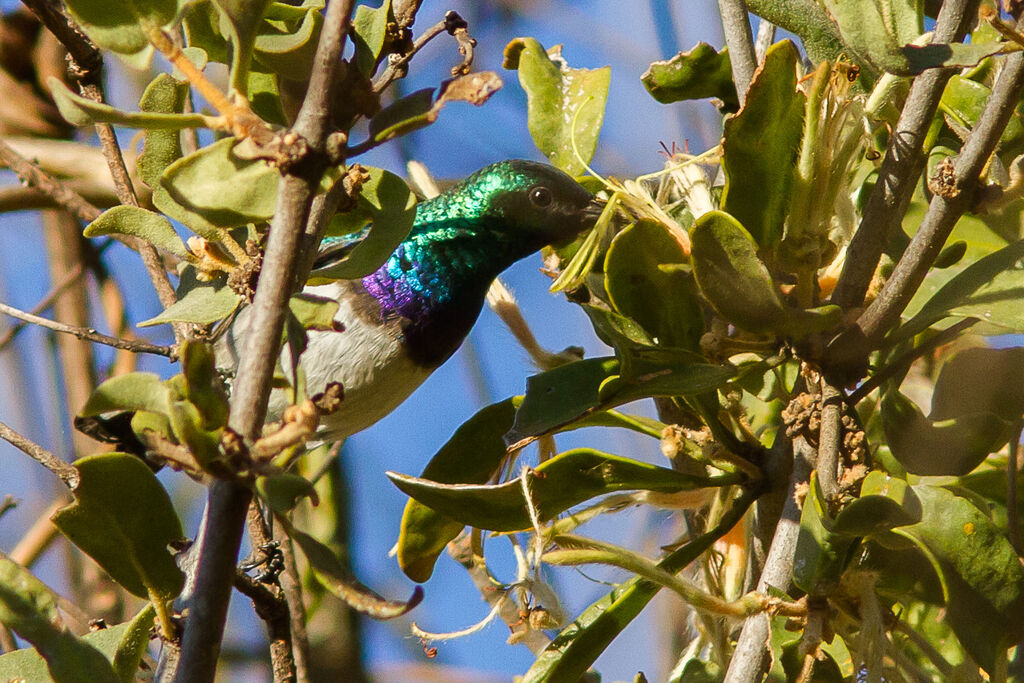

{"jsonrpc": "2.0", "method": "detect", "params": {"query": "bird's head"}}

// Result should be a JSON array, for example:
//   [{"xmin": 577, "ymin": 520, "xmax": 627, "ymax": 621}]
[{"xmin": 444, "ymin": 159, "xmax": 604, "ymax": 249}]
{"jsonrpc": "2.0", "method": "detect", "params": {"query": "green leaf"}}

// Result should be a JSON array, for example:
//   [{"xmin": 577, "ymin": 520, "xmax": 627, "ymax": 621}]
[
  {"xmin": 314, "ymin": 167, "xmax": 418, "ymax": 280},
  {"xmin": 930, "ymin": 346, "xmax": 1024, "ymax": 424},
  {"xmin": 110, "ymin": 605, "xmax": 156, "ymax": 683},
  {"xmin": 898, "ymin": 238, "xmax": 1024, "ymax": 339},
  {"xmin": 832, "ymin": 471, "xmax": 922, "ymax": 536},
  {"xmin": 901, "ymin": 41, "xmax": 1010, "ymax": 75},
  {"xmin": 79, "ymin": 373, "xmax": 172, "ymax": 417},
  {"xmin": 506, "ymin": 355, "xmax": 735, "ymax": 446},
  {"xmin": 397, "ymin": 397, "xmax": 520, "ymax": 582},
  {"xmin": 288, "ymin": 293, "xmax": 340, "ymax": 331},
  {"xmin": 256, "ymin": 473, "xmax": 318, "ymax": 513},
  {"xmin": 365, "ymin": 71, "xmax": 504, "ymax": 144},
  {"xmin": 63, "ymin": 0, "xmax": 189, "ymax": 68},
  {"xmin": 285, "ymin": 521, "xmax": 422, "ymax": 618},
  {"xmin": 48, "ymin": 78, "xmax": 210, "ymax": 129},
  {"xmin": 137, "ymin": 73, "xmax": 189, "ymax": 188},
  {"xmin": 940, "ymin": 75, "xmax": 1024, "ymax": 154},
  {"xmin": 604, "ymin": 219, "xmax": 703, "ymax": 350},
  {"xmin": 181, "ymin": 340, "xmax": 229, "ymax": 430},
  {"xmin": 881, "ymin": 390, "xmax": 1008, "ymax": 476},
  {"xmin": 0, "ymin": 559, "xmax": 118, "ymax": 683},
  {"xmin": 160, "ymin": 137, "xmax": 279, "ymax": 228},
  {"xmin": 210, "ymin": 0, "xmax": 275, "ymax": 93},
  {"xmin": 504, "ymin": 37, "xmax": 610, "ymax": 176},
  {"xmin": 895, "ymin": 485, "xmax": 1024, "ymax": 673},
  {"xmin": 51, "ymin": 453, "xmax": 185, "ymax": 601},
  {"xmin": 252, "ymin": 0, "xmax": 324, "ymax": 80},
  {"xmin": 84, "ymin": 206, "xmax": 190, "ymax": 260},
  {"xmin": 352, "ymin": 0, "xmax": 390, "ymax": 76},
  {"xmin": 388, "ymin": 449, "xmax": 731, "ymax": 532},
  {"xmin": 641, "ymin": 42, "xmax": 738, "ymax": 110},
  {"xmin": 138, "ymin": 275, "xmax": 241, "ymax": 327},
  {"xmin": 793, "ymin": 474, "xmax": 855, "ymax": 594},
  {"xmin": 819, "ymin": 0, "xmax": 920, "ymax": 75},
  {"xmin": 690, "ymin": 210, "xmax": 785, "ymax": 332},
  {"xmin": 720, "ymin": 41, "xmax": 804, "ymax": 248}
]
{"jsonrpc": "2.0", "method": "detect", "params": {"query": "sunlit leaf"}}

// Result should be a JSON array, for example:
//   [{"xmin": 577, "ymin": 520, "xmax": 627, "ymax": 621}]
[
  {"xmin": 641, "ymin": 42, "xmax": 738, "ymax": 110},
  {"xmin": 84, "ymin": 206, "xmax": 190, "ymax": 260}
]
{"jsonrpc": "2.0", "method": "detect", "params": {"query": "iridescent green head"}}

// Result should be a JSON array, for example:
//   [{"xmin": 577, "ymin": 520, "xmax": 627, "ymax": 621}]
[{"xmin": 413, "ymin": 159, "xmax": 600, "ymax": 251}]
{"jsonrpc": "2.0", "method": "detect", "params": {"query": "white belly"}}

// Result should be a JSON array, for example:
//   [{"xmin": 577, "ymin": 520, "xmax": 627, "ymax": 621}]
[{"xmin": 222, "ymin": 283, "xmax": 432, "ymax": 442}]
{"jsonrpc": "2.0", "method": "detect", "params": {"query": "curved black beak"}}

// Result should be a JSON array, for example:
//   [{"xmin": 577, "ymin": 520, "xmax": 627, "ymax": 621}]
[{"xmin": 580, "ymin": 196, "xmax": 608, "ymax": 224}]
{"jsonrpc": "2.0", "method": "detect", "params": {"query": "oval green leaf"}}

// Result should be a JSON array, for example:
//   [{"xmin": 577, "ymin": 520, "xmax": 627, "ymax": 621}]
[{"xmin": 84, "ymin": 206, "xmax": 190, "ymax": 260}]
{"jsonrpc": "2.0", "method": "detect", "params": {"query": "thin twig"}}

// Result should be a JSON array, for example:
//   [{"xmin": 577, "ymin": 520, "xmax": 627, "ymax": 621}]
[
  {"xmin": 232, "ymin": 571, "xmax": 295, "ymax": 683},
  {"xmin": 828, "ymin": 0, "xmax": 980, "ymax": 312},
  {"xmin": 172, "ymin": 1, "xmax": 357, "ymax": 680},
  {"xmin": 0, "ymin": 420, "xmax": 78, "ymax": 488},
  {"xmin": 372, "ymin": 11, "xmax": 474, "ymax": 93},
  {"xmin": 275, "ymin": 525, "xmax": 311, "ymax": 682},
  {"xmin": 717, "ymin": 0, "xmax": 758, "ymax": 103},
  {"xmin": 829, "ymin": 48, "xmax": 1024, "ymax": 371},
  {"xmin": 753, "ymin": 19, "xmax": 776, "ymax": 61},
  {"xmin": 817, "ymin": 382, "xmax": 843, "ymax": 502},
  {"xmin": 847, "ymin": 317, "xmax": 978, "ymax": 404},
  {"xmin": 723, "ymin": 438, "xmax": 813, "ymax": 683},
  {"xmin": 0, "ymin": 301, "xmax": 174, "ymax": 357},
  {"xmin": 0, "ymin": 137, "xmax": 100, "ymax": 222}
]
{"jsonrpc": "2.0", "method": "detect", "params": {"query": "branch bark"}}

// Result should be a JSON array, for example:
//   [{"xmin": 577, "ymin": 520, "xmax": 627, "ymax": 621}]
[
  {"xmin": 170, "ymin": 1, "xmax": 357, "ymax": 680},
  {"xmin": 828, "ymin": 0, "xmax": 979, "ymax": 312},
  {"xmin": 718, "ymin": 0, "xmax": 758, "ymax": 103},
  {"xmin": 827, "ymin": 46, "xmax": 1024, "ymax": 375},
  {"xmin": 0, "ymin": 420, "xmax": 78, "ymax": 487}
]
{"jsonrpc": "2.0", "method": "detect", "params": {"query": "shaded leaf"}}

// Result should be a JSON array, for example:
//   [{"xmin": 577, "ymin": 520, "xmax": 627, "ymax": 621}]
[
  {"xmin": 181, "ymin": 341, "xmax": 229, "ymax": 430},
  {"xmin": 0, "ymin": 559, "xmax": 118, "ymax": 683},
  {"xmin": 881, "ymin": 390, "xmax": 1008, "ymax": 476},
  {"xmin": 793, "ymin": 474, "xmax": 854, "ymax": 594},
  {"xmin": 256, "ymin": 473, "xmax": 318, "ymax": 513},
  {"xmin": 940, "ymin": 75, "xmax": 1024, "ymax": 154},
  {"xmin": 51, "ymin": 453, "xmax": 185, "ymax": 600},
  {"xmin": 641, "ymin": 42, "xmax": 738, "ymax": 110},
  {"xmin": 210, "ymin": 0, "xmax": 275, "ymax": 92},
  {"xmin": 253, "ymin": 0, "xmax": 324, "ymax": 80},
  {"xmin": 289, "ymin": 293, "xmax": 340, "ymax": 331},
  {"xmin": 504, "ymin": 37, "xmax": 610, "ymax": 176},
  {"xmin": 398, "ymin": 397, "xmax": 520, "ymax": 582},
  {"xmin": 895, "ymin": 485, "xmax": 1024, "ymax": 673},
  {"xmin": 285, "ymin": 521, "xmax": 422, "ymax": 618},
  {"xmin": 84, "ymin": 206, "xmax": 190, "ymax": 260},
  {"xmin": 352, "ymin": 0, "xmax": 390, "ymax": 76},
  {"xmin": 604, "ymin": 219, "xmax": 703, "ymax": 350},
  {"xmin": 63, "ymin": 0, "xmax": 190, "ymax": 68},
  {"xmin": 720, "ymin": 41, "xmax": 804, "ymax": 248},
  {"xmin": 388, "ymin": 448, "xmax": 731, "ymax": 532},
  {"xmin": 137, "ymin": 73, "xmax": 188, "ymax": 188},
  {"xmin": 832, "ymin": 471, "xmax": 922, "ymax": 536},
  {"xmin": 902, "ymin": 41, "xmax": 1011, "ymax": 75},
  {"xmin": 819, "ymin": 0, "xmax": 920, "ymax": 74}
]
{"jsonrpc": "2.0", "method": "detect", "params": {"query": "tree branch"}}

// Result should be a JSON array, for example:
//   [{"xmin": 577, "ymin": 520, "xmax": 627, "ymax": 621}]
[
  {"xmin": 723, "ymin": 438, "xmax": 812, "ymax": 683},
  {"xmin": 0, "ymin": 420, "xmax": 78, "ymax": 488},
  {"xmin": 0, "ymin": 137, "xmax": 100, "ymax": 222},
  {"xmin": 717, "ymin": 0, "xmax": 758, "ymax": 103},
  {"xmin": 171, "ymin": 1, "xmax": 356, "ymax": 680},
  {"xmin": 828, "ymin": 47, "xmax": 1024, "ymax": 375},
  {"xmin": 828, "ymin": 0, "xmax": 979, "ymax": 312},
  {"xmin": 817, "ymin": 381, "xmax": 843, "ymax": 502},
  {"xmin": 0, "ymin": 300, "xmax": 174, "ymax": 357}
]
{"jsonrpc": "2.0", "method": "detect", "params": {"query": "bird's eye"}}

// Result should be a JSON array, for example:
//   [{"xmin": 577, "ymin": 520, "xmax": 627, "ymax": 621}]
[{"xmin": 529, "ymin": 186, "xmax": 553, "ymax": 208}]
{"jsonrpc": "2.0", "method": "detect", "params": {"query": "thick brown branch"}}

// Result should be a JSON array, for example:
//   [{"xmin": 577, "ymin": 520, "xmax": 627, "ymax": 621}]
[
  {"xmin": 0, "ymin": 420, "xmax": 78, "ymax": 487},
  {"xmin": 172, "ymin": 1, "xmax": 357, "ymax": 680}
]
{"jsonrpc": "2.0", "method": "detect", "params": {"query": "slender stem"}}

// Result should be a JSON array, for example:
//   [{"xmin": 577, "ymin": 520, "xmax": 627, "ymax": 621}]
[
  {"xmin": 0, "ymin": 138, "xmax": 100, "ymax": 222},
  {"xmin": 275, "ymin": 526, "xmax": 311, "ymax": 682},
  {"xmin": 829, "ymin": 49, "xmax": 1024, "ymax": 371},
  {"xmin": 723, "ymin": 437, "xmax": 813, "ymax": 683},
  {"xmin": 0, "ymin": 420, "xmax": 78, "ymax": 487},
  {"xmin": 717, "ymin": 0, "xmax": 758, "ymax": 104},
  {"xmin": 847, "ymin": 317, "xmax": 978, "ymax": 404},
  {"xmin": 172, "ymin": 1, "xmax": 356, "ymax": 680},
  {"xmin": 372, "ymin": 19, "xmax": 447, "ymax": 93},
  {"xmin": 232, "ymin": 571, "xmax": 295, "ymax": 683},
  {"xmin": 0, "ymin": 301, "xmax": 174, "ymax": 357},
  {"xmin": 828, "ymin": 0, "xmax": 979, "ymax": 312},
  {"xmin": 753, "ymin": 18, "xmax": 776, "ymax": 61}
]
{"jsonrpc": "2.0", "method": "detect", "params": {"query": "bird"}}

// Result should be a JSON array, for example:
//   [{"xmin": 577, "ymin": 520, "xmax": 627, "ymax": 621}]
[{"xmin": 218, "ymin": 159, "xmax": 603, "ymax": 442}]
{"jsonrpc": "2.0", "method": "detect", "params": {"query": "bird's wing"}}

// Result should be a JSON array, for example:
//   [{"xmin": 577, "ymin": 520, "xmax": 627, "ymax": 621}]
[{"xmin": 311, "ymin": 227, "xmax": 371, "ymax": 274}]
